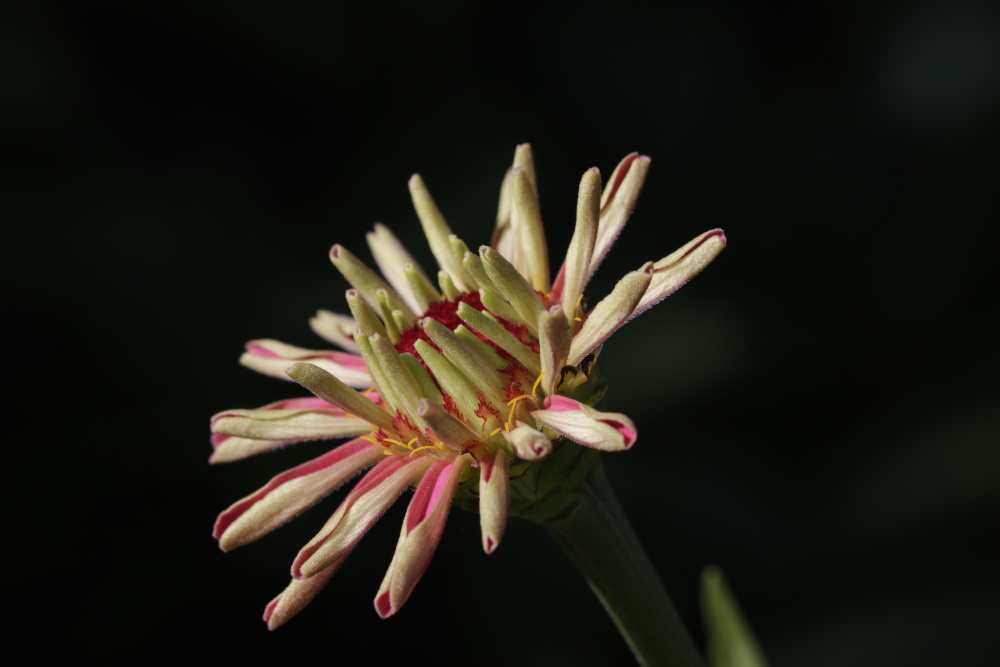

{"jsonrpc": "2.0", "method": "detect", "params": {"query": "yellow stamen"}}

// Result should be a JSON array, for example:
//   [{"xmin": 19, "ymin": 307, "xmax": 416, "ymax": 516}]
[
  {"xmin": 382, "ymin": 437, "xmax": 416, "ymax": 451},
  {"xmin": 489, "ymin": 427, "xmax": 503, "ymax": 438},
  {"xmin": 531, "ymin": 372, "xmax": 545, "ymax": 400},
  {"xmin": 574, "ymin": 294, "xmax": 584, "ymax": 322}
]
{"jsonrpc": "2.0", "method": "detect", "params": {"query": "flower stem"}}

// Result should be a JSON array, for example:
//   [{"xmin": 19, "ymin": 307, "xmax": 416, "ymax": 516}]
[{"xmin": 544, "ymin": 463, "xmax": 705, "ymax": 667}]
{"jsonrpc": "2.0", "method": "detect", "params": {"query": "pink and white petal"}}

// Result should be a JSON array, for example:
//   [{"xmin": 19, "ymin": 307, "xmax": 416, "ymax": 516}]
[
  {"xmin": 293, "ymin": 455, "xmax": 434, "ymax": 579},
  {"xmin": 567, "ymin": 263, "xmax": 653, "ymax": 366},
  {"xmin": 239, "ymin": 339, "xmax": 371, "ymax": 387},
  {"xmin": 209, "ymin": 396, "xmax": 365, "ymax": 463},
  {"xmin": 210, "ymin": 434, "xmax": 297, "ymax": 463},
  {"xmin": 589, "ymin": 154, "xmax": 651, "ymax": 282},
  {"xmin": 367, "ymin": 223, "xmax": 428, "ymax": 314},
  {"xmin": 213, "ymin": 437, "xmax": 382, "ymax": 551},
  {"xmin": 501, "ymin": 422, "xmax": 553, "ymax": 461},
  {"xmin": 532, "ymin": 396, "xmax": 637, "ymax": 452},
  {"xmin": 211, "ymin": 407, "xmax": 370, "ymax": 442},
  {"xmin": 285, "ymin": 362, "xmax": 396, "ymax": 433},
  {"xmin": 555, "ymin": 167, "xmax": 600, "ymax": 315},
  {"xmin": 309, "ymin": 310, "xmax": 360, "ymax": 353},
  {"xmin": 479, "ymin": 449, "xmax": 510, "ymax": 554},
  {"xmin": 263, "ymin": 558, "xmax": 343, "ymax": 630},
  {"xmin": 633, "ymin": 229, "xmax": 727, "ymax": 318},
  {"xmin": 374, "ymin": 455, "xmax": 470, "ymax": 618}
]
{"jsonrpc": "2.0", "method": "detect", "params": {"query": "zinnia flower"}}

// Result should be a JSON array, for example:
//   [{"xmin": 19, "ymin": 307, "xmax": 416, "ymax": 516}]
[{"xmin": 211, "ymin": 144, "xmax": 725, "ymax": 629}]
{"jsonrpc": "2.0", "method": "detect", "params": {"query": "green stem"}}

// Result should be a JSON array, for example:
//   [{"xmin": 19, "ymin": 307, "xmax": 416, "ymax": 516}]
[{"xmin": 544, "ymin": 463, "xmax": 705, "ymax": 667}]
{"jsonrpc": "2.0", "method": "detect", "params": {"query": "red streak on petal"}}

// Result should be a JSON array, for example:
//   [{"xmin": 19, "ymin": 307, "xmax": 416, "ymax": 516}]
[
  {"xmin": 246, "ymin": 342, "xmax": 280, "ymax": 358},
  {"xmin": 263, "ymin": 598, "xmax": 279, "ymax": 624},
  {"xmin": 474, "ymin": 395, "xmax": 500, "ymax": 426},
  {"xmin": 213, "ymin": 438, "xmax": 378, "ymax": 543},
  {"xmin": 543, "ymin": 395, "xmax": 581, "ymax": 412},
  {"xmin": 405, "ymin": 459, "xmax": 453, "ymax": 534},
  {"xmin": 375, "ymin": 590, "xmax": 394, "ymax": 618},
  {"xmin": 268, "ymin": 397, "xmax": 336, "ymax": 410},
  {"xmin": 599, "ymin": 153, "xmax": 642, "ymax": 215},
  {"xmin": 291, "ymin": 456, "xmax": 413, "ymax": 575},
  {"xmin": 603, "ymin": 419, "xmax": 636, "ymax": 448},
  {"xmin": 211, "ymin": 433, "xmax": 229, "ymax": 449}
]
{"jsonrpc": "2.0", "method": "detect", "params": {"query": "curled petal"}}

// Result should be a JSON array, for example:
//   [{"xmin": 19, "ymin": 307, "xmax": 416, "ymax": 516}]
[
  {"xmin": 209, "ymin": 396, "xmax": 359, "ymax": 464},
  {"xmin": 367, "ymin": 223, "xmax": 428, "ymax": 314},
  {"xmin": 264, "ymin": 558, "xmax": 343, "ymax": 630},
  {"xmin": 374, "ymin": 455, "xmax": 470, "ymax": 618},
  {"xmin": 211, "ymin": 407, "xmax": 370, "ymax": 442},
  {"xmin": 532, "ymin": 395, "xmax": 637, "ymax": 452},
  {"xmin": 293, "ymin": 455, "xmax": 433, "ymax": 579},
  {"xmin": 501, "ymin": 421, "xmax": 553, "ymax": 460},
  {"xmin": 479, "ymin": 449, "xmax": 510, "ymax": 553},
  {"xmin": 510, "ymin": 168, "xmax": 550, "ymax": 292},
  {"xmin": 309, "ymin": 310, "xmax": 360, "ymax": 353},
  {"xmin": 285, "ymin": 362, "xmax": 395, "ymax": 433},
  {"xmin": 213, "ymin": 437, "xmax": 382, "ymax": 551},
  {"xmin": 567, "ymin": 262, "xmax": 653, "ymax": 366},
  {"xmin": 633, "ymin": 229, "xmax": 727, "ymax": 318},
  {"xmin": 589, "ymin": 154, "xmax": 650, "ymax": 281},
  {"xmin": 240, "ymin": 339, "xmax": 371, "ymax": 387}
]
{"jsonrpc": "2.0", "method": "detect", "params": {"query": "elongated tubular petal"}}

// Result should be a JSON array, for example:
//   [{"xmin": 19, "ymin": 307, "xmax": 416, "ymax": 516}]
[
  {"xmin": 404, "ymin": 263, "xmax": 441, "ymax": 313},
  {"xmin": 510, "ymin": 168, "xmax": 550, "ymax": 292},
  {"xmin": 512, "ymin": 143, "xmax": 538, "ymax": 195},
  {"xmin": 532, "ymin": 395, "xmax": 637, "ymax": 451},
  {"xmin": 210, "ymin": 396, "xmax": 355, "ymax": 463},
  {"xmin": 309, "ymin": 310, "xmax": 360, "ymax": 352},
  {"xmin": 212, "ymin": 408, "xmax": 370, "ymax": 442},
  {"xmin": 567, "ymin": 262, "xmax": 654, "ymax": 366},
  {"xmin": 589, "ymin": 154, "xmax": 651, "ymax": 282},
  {"xmin": 477, "ymin": 287, "xmax": 520, "ymax": 325},
  {"xmin": 285, "ymin": 362, "xmax": 395, "ymax": 433},
  {"xmin": 330, "ymin": 244, "xmax": 416, "ymax": 323},
  {"xmin": 353, "ymin": 330, "xmax": 403, "ymax": 418},
  {"xmin": 210, "ymin": 435, "xmax": 296, "ymax": 463},
  {"xmin": 633, "ymin": 229, "xmax": 727, "ymax": 318},
  {"xmin": 480, "ymin": 246, "xmax": 545, "ymax": 333},
  {"xmin": 538, "ymin": 308, "xmax": 572, "ymax": 396},
  {"xmin": 491, "ymin": 167, "xmax": 515, "ymax": 261},
  {"xmin": 375, "ymin": 455, "xmax": 470, "ymax": 618},
  {"xmin": 408, "ymin": 174, "xmax": 474, "ymax": 292},
  {"xmin": 376, "ymin": 290, "xmax": 402, "ymax": 344},
  {"xmin": 367, "ymin": 223, "xmax": 427, "ymax": 313},
  {"xmin": 293, "ymin": 455, "xmax": 433, "ymax": 578},
  {"xmin": 240, "ymin": 339, "xmax": 371, "ymax": 387},
  {"xmin": 456, "ymin": 302, "xmax": 541, "ymax": 376},
  {"xmin": 400, "ymin": 353, "xmax": 444, "ymax": 404},
  {"xmin": 369, "ymin": 332, "xmax": 427, "ymax": 429},
  {"xmin": 422, "ymin": 318, "xmax": 507, "ymax": 409},
  {"xmin": 264, "ymin": 559, "xmax": 342, "ymax": 630},
  {"xmin": 414, "ymin": 340, "xmax": 502, "ymax": 433},
  {"xmin": 461, "ymin": 249, "xmax": 497, "ymax": 293},
  {"xmin": 501, "ymin": 421, "xmax": 552, "ymax": 460},
  {"xmin": 345, "ymin": 289, "xmax": 388, "ymax": 339},
  {"xmin": 213, "ymin": 437, "xmax": 382, "ymax": 551},
  {"xmin": 417, "ymin": 398, "xmax": 481, "ymax": 453},
  {"xmin": 479, "ymin": 449, "xmax": 510, "ymax": 553},
  {"xmin": 557, "ymin": 168, "xmax": 600, "ymax": 317}
]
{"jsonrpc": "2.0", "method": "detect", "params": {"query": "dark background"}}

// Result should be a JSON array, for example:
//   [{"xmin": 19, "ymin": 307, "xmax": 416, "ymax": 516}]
[{"xmin": 6, "ymin": 1, "xmax": 998, "ymax": 664}]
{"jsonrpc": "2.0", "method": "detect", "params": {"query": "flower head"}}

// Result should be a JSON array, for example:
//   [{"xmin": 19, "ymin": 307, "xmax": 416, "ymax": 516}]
[{"xmin": 211, "ymin": 144, "xmax": 725, "ymax": 628}]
